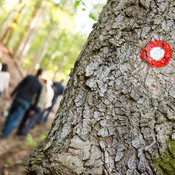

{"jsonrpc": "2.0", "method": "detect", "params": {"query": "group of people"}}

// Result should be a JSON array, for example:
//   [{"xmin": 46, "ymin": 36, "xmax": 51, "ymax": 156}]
[{"xmin": 0, "ymin": 63, "xmax": 65, "ymax": 139}]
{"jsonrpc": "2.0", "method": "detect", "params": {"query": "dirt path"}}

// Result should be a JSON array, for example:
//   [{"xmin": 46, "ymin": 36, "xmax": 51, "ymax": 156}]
[
  {"xmin": 0, "ymin": 44, "xmax": 55, "ymax": 174},
  {"xmin": 0, "ymin": 115, "xmax": 54, "ymax": 175}
]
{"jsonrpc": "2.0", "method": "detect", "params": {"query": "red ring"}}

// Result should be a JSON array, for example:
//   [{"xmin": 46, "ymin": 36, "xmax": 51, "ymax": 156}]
[{"xmin": 141, "ymin": 40, "xmax": 172, "ymax": 68}]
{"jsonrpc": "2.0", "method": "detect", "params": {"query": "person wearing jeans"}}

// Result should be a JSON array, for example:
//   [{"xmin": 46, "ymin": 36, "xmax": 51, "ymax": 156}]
[
  {"xmin": 16, "ymin": 106, "xmax": 41, "ymax": 136},
  {"xmin": 17, "ymin": 79, "xmax": 49, "ymax": 136},
  {"xmin": 2, "ymin": 69, "xmax": 44, "ymax": 139},
  {"xmin": 2, "ymin": 97, "xmax": 30, "ymax": 138}
]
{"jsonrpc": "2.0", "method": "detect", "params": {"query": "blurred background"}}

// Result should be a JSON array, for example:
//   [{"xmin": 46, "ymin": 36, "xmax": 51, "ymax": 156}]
[
  {"xmin": 0, "ymin": 0, "xmax": 106, "ymax": 80},
  {"xmin": 0, "ymin": 0, "xmax": 106, "ymax": 174}
]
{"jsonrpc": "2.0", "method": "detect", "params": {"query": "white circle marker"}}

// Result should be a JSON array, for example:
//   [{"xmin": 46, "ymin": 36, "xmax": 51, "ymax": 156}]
[{"xmin": 150, "ymin": 47, "xmax": 165, "ymax": 61}]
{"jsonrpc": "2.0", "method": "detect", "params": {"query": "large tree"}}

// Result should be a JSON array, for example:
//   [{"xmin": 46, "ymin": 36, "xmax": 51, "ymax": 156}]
[{"xmin": 26, "ymin": 0, "xmax": 175, "ymax": 174}]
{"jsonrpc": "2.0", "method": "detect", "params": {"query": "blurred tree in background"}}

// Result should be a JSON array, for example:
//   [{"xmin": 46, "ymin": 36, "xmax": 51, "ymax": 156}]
[{"xmin": 0, "ymin": 0, "xmax": 106, "ymax": 81}]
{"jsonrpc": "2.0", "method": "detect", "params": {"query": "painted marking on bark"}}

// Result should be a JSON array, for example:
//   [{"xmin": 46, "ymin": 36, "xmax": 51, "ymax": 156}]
[
  {"xmin": 141, "ymin": 40, "xmax": 172, "ymax": 68},
  {"xmin": 150, "ymin": 47, "xmax": 165, "ymax": 61}
]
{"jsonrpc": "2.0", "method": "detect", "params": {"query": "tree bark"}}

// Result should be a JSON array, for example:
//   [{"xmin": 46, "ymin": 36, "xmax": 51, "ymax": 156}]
[{"xmin": 26, "ymin": 0, "xmax": 175, "ymax": 174}]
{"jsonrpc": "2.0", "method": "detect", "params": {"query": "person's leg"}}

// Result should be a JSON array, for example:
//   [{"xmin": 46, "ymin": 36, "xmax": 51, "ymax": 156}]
[
  {"xmin": 43, "ymin": 106, "xmax": 53, "ymax": 122},
  {"xmin": 2, "ymin": 98, "xmax": 19, "ymax": 134},
  {"xmin": 2, "ymin": 98, "xmax": 29, "ymax": 139},
  {"xmin": 21, "ymin": 108, "xmax": 41, "ymax": 136},
  {"xmin": 16, "ymin": 108, "xmax": 31, "ymax": 135},
  {"xmin": 2, "ymin": 112, "xmax": 14, "ymax": 138},
  {"xmin": 37, "ymin": 109, "xmax": 46, "ymax": 122},
  {"xmin": 43, "ymin": 97, "xmax": 57, "ymax": 122}
]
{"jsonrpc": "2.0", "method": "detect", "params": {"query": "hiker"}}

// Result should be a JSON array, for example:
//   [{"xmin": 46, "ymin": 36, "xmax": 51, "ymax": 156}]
[
  {"xmin": 16, "ymin": 79, "xmax": 51, "ymax": 136},
  {"xmin": 2, "ymin": 68, "xmax": 44, "ymax": 139},
  {"xmin": 39, "ymin": 79, "xmax": 64, "ymax": 122},
  {"xmin": 0, "ymin": 63, "xmax": 10, "ymax": 99}
]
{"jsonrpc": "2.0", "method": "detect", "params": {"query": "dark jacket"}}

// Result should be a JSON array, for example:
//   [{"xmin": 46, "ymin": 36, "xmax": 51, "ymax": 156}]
[
  {"xmin": 53, "ymin": 81, "xmax": 64, "ymax": 98},
  {"xmin": 11, "ymin": 75, "xmax": 42, "ymax": 106}
]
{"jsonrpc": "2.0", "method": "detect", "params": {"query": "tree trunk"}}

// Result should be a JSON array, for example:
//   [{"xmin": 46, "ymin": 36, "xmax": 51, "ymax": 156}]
[
  {"xmin": 0, "ymin": 0, "xmax": 5, "ymax": 6},
  {"xmin": 52, "ymin": 31, "xmax": 82, "ymax": 80},
  {"xmin": 53, "ymin": 55, "xmax": 68, "ymax": 81},
  {"xmin": 52, "ymin": 32, "xmax": 79, "ymax": 80},
  {"xmin": 0, "ymin": 0, "xmax": 26, "ymax": 45},
  {"xmin": 28, "ymin": 25, "xmax": 56, "ymax": 74},
  {"xmin": 45, "ymin": 51, "xmax": 59, "ymax": 70},
  {"xmin": 8, "ymin": 10, "xmax": 28, "ymax": 52},
  {"xmin": 13, "ymin": 0, "xmax": 44, "ymax": 62},
  {"xmin": 26, "ymin": 0, "xmax": 175, "ymax": 174},
  {"xmin": 44, "ymin": 28, "xmax": 68, "ymax": 70},
  {"xmin": 19, "ymin": 31, "xmax": 37, "ymax": 62},
  {"xmin": 0, "ymin": 4, "xmax": 20, "ymax": 35}
]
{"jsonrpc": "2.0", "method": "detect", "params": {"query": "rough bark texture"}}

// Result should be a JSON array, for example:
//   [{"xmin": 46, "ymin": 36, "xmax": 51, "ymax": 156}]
[{"xmin": 26, "ymin": 0, "xmax": 175, "ymax": 174}]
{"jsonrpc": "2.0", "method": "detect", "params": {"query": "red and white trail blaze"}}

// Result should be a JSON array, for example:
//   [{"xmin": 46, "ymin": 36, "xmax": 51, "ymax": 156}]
[{"xmin": 141, "ymin": 40, "xmax": 172, "ymax": 68}]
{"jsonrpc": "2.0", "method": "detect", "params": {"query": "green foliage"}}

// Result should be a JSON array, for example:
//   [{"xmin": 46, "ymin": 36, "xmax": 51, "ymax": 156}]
[
  {"xmin": 74, "ymin": 0, "xmax": 103, "ymax": 21},
  {"xmin": 40, "ymin": 134, "xmax": 47, "ymax": 140},
  {"xmin": 6, "ymin": 0, "xmax": 42, "ymax": 49},
  {"xmin": 74, "ymin": 0, "xmax": 80, "ymax": 7},
  {"xmin": 154, "ymin": 138, "xmax": 175, "ymax": 175},
  {"xmin": 87, "ymin": 2, "xmax": 105, "ymax": 22},
  {"xmin": 74, "ymin": 0, "xmax": 85, "ymax": 9},
  {"xmin": 0, "ymin": 0, "xmax": 105, "ymax": 79},
  {"xmin": 89, "ymin": 12, "xmax": 97, "ymax": 21},
  {"xmin": 22, "ymin": 134, "xmax": 36, "ymax": 149}
]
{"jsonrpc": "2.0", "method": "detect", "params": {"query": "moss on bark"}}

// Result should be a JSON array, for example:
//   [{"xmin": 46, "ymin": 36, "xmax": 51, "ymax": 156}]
[{"xmin": 154, "ymin": 138, "xmax": 175, "ymax": 175}]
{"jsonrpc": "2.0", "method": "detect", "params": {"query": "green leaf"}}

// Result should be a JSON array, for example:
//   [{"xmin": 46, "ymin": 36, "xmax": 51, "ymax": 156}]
[
  {"xmin": 89, "ymin": 12, "xmax": 97, "ymax": 21},
  {"xmin": 74, "ymin": 0, "xmax": 80, "ymax": 7},
  {"xmin": 82, "ymin": 8, "xmax": 86, "ymax": 11}
]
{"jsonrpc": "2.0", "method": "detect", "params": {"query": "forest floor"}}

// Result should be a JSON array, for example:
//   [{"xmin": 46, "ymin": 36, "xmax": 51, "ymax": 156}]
[
  {"xmin": 0, "ymin": 44, "xmax": 55, "ymax": 175},
  {"xmin": 0, "ymin": 118, "xmax": 54, "ymax": 175}
]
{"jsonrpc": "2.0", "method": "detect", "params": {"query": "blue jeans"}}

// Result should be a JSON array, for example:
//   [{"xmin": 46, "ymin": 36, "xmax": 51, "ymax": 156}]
[
  {"xmin": 2, "ymin": 97, "xmax": 30, "ymax": 139},
  {"xmin": 0, "ymin": 91, "xmax": 2, "ymax": 97},
  {"xmin": 17, "ymin": 106, "xmax": 41, "ymax": 136},
  {"xmin": 38, "ymin": 110, "xmax": 46, "ymax": 122}
]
